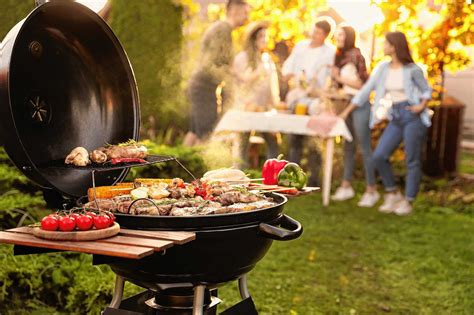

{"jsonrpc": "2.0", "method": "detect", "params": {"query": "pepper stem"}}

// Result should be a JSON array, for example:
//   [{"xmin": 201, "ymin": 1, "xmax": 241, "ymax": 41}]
[{"xmin": 277, "ymin": 154, "xmax": 284, "ymax": 160}]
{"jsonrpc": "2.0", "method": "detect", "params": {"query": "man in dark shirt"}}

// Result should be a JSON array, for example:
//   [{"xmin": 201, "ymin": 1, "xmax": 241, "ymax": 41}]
[{"xmin": 185, "ymin": 0, "xmax": 249, "ymax": 145}]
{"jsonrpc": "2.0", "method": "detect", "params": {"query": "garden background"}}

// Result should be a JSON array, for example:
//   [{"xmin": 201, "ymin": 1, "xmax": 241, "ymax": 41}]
[{"xmin": 0, "ymin": 0, "xmax": 473, "ymax": 314}]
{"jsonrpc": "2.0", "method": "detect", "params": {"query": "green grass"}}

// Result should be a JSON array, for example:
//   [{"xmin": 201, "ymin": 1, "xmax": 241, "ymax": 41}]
[
  {"xmin": 216, "ymin": 193, "xmax": 474, "ymax": 314},
  {"xmin": 460, "ymin": 151, "xmax": 474, "ymax": 175}
]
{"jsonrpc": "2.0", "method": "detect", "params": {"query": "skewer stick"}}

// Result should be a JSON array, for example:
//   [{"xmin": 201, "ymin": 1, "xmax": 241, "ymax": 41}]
[
  {"xmin": 248, "ymin": 186, "xmax": 278, "ymax": 190},
  {"xmin": 208, "ymin": 178, "xmax": 263, "ymax": 183},
  {"xmin": 261, "ymin": 188, "xmax": 298, "ymax": 193}
]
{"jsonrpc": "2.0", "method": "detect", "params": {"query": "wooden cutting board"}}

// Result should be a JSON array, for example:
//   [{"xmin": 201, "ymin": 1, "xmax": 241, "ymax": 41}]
[{"xmin": 32, "ymin": 223, "xmax": 120, "ymax": 241}]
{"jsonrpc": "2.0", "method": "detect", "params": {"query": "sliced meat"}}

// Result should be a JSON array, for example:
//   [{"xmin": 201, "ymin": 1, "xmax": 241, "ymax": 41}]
[
  {"xmin": 116, "ymin": 200, "xmax": 133, "ymax": 214},
  {"xmin": 169, "ymin": 207, "xmax": 197, "ymax": 216},
  {"xmin": 83, "ymin": 199, "xmax": 116, "ymax": 212},
  {"xmin": 216, "ymin": 191, "xmax": 260, "ymax": 206},
  {"xmin": 168, "ymin": 188, "xmax": 190, "ymax": 199},
  {"xmin": 169, "ymin": 206, "xmax": 216, "ymax": 216},
  {"xmin": 156, "ymin": 204, "xmax": 173, "ymax": 216},
  {"xmin": 131, "ymin": 206, "xmax": 159, "ymax": 216}
]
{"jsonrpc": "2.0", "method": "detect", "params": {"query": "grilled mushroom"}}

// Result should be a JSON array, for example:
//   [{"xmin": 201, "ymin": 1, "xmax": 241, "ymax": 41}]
[
  {"xmin": 90, "ymin": 149, "xmax": 108, "ymax": 163},
  {"xmin": 65, "ymin": 147, "xmax": 91, "ymax": 166}
]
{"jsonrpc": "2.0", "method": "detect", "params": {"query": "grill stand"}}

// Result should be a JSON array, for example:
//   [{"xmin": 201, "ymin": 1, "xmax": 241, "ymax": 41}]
[
  {"xmin": 106, "ymin": 275, "xmax": 257, "ymax": 314},
  {"xmin": 193, "ymin": 285, "xmax": 206, "ymax": 315},
  {"xmin": 109, "ymin": 275, "xmax": 125, "ymax": 309},
  {"xmin": 238, "ymin": 275, "xmax": 250, "ymax": 299}
]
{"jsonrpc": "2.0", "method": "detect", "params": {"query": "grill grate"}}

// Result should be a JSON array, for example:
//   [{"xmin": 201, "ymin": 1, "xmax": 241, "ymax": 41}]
[{"xmin": 38, "ymin": 155, "xmax": 176, "ymax": 172}]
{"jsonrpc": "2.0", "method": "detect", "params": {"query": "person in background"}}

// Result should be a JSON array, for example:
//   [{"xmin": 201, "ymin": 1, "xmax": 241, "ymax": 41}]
[
  {"xmin": 339, "ymin": 31, "xmax": 432, "ymax": 215},
  {"xmin": 184, "ymin": 0, "xmax": 250, "ymax": 146},
  {"xmin": 282, "ymin": 17, "xmax": 336, "ymax": 186},
  {"xmin": 330, "ymin": 25, "xmax": 379, "ymax": 207},
  {"xmin": 273, "ymin": 41, "xmax": 291, "ymax": 102},
  {"xmin": 233, "ymin": 21, "xmax": 280, "ymax": 168}
]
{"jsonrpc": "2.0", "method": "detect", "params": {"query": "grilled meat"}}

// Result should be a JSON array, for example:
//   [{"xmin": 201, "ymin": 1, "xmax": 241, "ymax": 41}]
[
  {"xmin": 116, "ymin": 200, "xmax": 133, "ymax": 214},
  {"xmin": 216, "ymin": 191, "xmax": 260, "ymax": 206},
  {"xmin": 131, "ymin": 205, "xmax": 159, "ymax": 216},
  {"xmin": 208, "ymin": 182, "xmax": 234, "ymax": 196},
  {"xmin": 170, "ymin": 178, "xmax": 185, "ymax": 189},
  {"xmin": 105, "ymin": 145, "xmax": 147, "ymax": 160},
  {"xmin": 83, "ymin": 199, "xmax": 116, "ymax": 212},
  {"xmin": 169, "ymin": 187, "xmax": 195, "ymax": 199},
  {"xmin": 84, "ymin": 177, "xmax": 277, "ymax": 217},
  {"xmin": 156, "ymin": 204, "xmax": 173, "ymax": 215}
]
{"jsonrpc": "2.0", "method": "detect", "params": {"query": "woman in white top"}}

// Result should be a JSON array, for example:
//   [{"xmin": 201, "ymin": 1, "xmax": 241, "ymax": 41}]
[
  {"xmin": 233, "ymin": 21, "xmax": 280, "ymax": 167},
  {"xmin": 339, "ymin": 31, "xmax": 432, "ymax": 215},
  {"xmin": 330, "ymin": 25, "xmax": 379, "ymax": 207}
]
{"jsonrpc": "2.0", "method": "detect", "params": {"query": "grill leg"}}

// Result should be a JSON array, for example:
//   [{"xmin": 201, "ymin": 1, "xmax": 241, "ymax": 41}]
[
  {"xmin": 109, "ymin": 275, "xmax": 125, "ymax": 309},
  {"xmin": 193, "ymin": 285, "xmax": 206, "ymax": 315},
  {"xmin": 238, "ymin": 274, "xmax": 250, "ymax": 299}
]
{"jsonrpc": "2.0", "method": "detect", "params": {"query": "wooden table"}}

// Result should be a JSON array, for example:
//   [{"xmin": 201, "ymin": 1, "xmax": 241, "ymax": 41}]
[
  {"xmin": 0, "ymin": 227, "xmax": 195, "ymax": 259},
  {"xmin": 215, "ymin": 110, "xmax": 353, "ymax": 206}
]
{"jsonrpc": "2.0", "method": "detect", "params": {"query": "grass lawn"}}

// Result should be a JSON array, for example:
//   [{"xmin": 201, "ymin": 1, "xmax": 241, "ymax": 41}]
[
  {"xmin": 460, "ymin": 151, "xmax": 474, "ymax": 175},
  {"xmin": 217, "ymin": 191, "xmax": 474, "ymax": 314}
]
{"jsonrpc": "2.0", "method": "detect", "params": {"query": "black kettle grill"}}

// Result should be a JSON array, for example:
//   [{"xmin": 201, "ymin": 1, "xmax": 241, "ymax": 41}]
[{"xmin": 0, "ymin": 1, "xmax": 303, "ymax": 314}]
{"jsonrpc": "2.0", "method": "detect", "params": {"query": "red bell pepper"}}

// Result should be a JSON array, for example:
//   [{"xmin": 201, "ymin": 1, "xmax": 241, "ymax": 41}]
[{"xmin": 262, "ymin": 154, "xmax": 289, "ymax": 185}]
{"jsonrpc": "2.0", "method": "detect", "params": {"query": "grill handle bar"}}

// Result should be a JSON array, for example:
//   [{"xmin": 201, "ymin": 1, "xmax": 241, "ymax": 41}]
[
  {"xmin": 127, "ymin": 198, "xmax": 160, "ymax": 214},
  {"xmin": 258, "ymin": 214, "xmax": 303, "ymax": 241}
]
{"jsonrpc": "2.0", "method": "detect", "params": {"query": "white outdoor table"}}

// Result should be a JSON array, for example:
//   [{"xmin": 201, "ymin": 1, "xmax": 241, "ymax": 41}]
[{"xmin": 214, "ymin": 110, "xmax": 353, "ymax": 206}]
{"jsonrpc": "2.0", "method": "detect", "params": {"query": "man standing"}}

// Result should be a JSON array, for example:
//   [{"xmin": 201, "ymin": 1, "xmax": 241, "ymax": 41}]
[
  {"xmin": 185, "ymin": 0, "xmax": 250, "ymax": 145},
  {"xmin": 282, "ymin": 18, "xmax": 336, "ymax": 185}
]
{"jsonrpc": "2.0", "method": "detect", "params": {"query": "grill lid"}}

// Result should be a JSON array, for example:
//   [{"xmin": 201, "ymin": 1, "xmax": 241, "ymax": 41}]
[{"xmin": 0, "ymin": 1, "xmax": 140, "ymax": 198}]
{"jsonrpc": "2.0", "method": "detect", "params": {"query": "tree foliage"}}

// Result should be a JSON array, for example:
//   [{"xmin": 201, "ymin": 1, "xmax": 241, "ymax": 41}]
[
  {"xmin": 374, "ymin": 0, "xmax": 474, "ymax": 102},
  {"xmin": 207, "ymin": 0, "xmax": 329, "ymax": 50}
]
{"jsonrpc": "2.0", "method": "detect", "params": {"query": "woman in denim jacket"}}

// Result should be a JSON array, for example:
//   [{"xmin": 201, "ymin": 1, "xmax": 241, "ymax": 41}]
[{"xmin": 339, "ymin": 31, "xmax": 432, "ymax": 215}]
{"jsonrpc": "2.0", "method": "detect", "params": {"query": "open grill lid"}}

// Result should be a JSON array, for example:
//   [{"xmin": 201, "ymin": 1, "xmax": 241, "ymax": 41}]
[{"xmin": 0, "ymin": 1, "xmax": 140, "ymax": 198}]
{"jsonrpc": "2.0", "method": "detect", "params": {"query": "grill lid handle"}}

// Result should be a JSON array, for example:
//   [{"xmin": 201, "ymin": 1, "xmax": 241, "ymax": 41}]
[
  {"xmin": 258, "ymin": 214, "xmax": 303, "ymax": 241},
  {"xmin": 35, "ymin": 0, "xmax": 47, "ymax": 7}
]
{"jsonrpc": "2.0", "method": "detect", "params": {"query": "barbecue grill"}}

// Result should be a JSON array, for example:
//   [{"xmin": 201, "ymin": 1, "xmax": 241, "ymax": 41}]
[{"xmin": 0, "ymin": 1, "xmax": 303, "ymax": 314}]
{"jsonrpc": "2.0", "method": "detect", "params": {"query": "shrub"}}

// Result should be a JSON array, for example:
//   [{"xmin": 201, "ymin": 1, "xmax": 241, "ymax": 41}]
[
  {"xmin": 0, "ymin": 148, "xmax": 46, "ymax": 229},
  {"xmin": 109, "ymin": 0, "xmax": 186, "ymax": 134}
]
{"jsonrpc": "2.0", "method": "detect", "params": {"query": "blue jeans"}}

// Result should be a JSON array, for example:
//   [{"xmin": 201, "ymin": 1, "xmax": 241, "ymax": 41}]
[
  {"xmin": 372, "ymin": 101, "xmax": 427, "ymax": 200},
  {"xmin": 343, "ymin": 101, "xmax": 376, "ymax": 186}
]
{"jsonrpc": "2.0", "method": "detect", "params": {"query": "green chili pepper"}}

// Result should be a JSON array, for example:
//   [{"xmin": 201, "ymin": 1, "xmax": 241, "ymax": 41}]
[{"xmin": 277, "ymin": 163, "xmax": 307, "ymax": 190}]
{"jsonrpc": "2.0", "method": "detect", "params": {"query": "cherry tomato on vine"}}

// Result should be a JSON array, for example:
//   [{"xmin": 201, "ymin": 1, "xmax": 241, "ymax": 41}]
[
  {"xmin": 70, "ymin": 213, "xmax": 81, "ymax": 221},
  {"xmin": 103, "ymin": 212, "xmax": 115, "ymax": 226},
  {"xmin": 85, "ymin": 211, "xmax": 97, "ymax": 218},
  {"xmin": 93, "ymin": 215, "xmax": 111, "ymax": 230},
  {"xmin": 58, "ymin": 216, "xmax": 76, "ymax": 231},
  {"xmin": 76, "ymin": 214, "xmax": 93, "ymax": 231},
  {"xmin": 41, "ymin": 216, "xmax": 59, "ymax": 231}
]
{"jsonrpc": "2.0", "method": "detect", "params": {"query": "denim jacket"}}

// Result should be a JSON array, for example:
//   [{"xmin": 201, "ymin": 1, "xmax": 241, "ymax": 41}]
[{"xmin": 351, "ymin": 61, "xmax": 432, "ymax": 128}]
